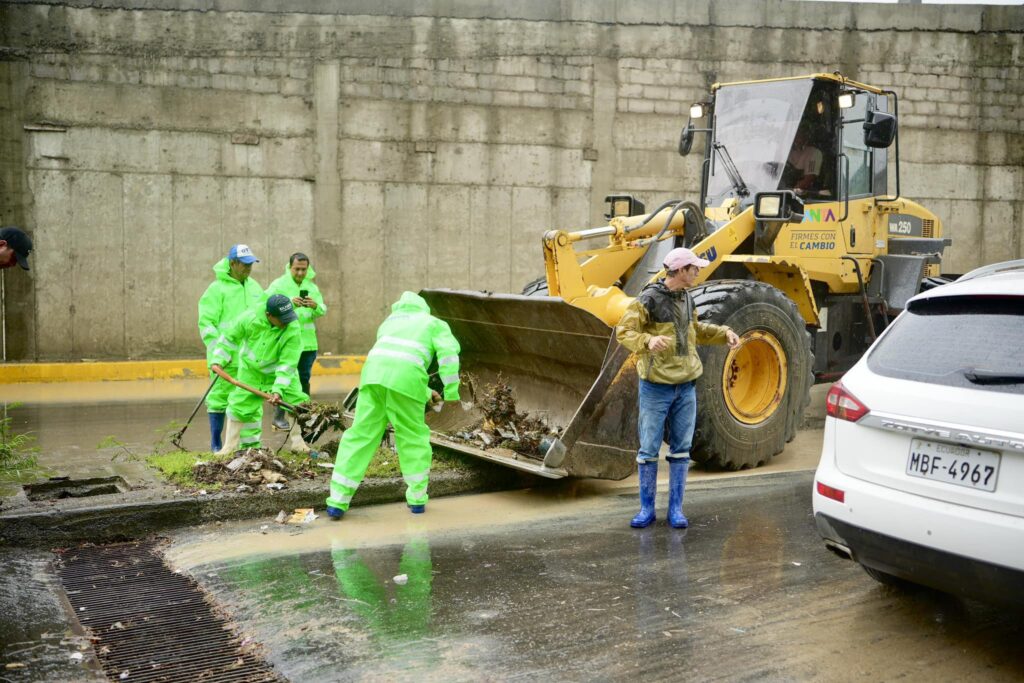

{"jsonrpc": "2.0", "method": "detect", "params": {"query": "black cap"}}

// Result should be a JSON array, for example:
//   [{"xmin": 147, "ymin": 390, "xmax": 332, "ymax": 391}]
[
  {"xmin": 266, "ymin": 293, "xmax": 298, "ymax": 324},
  {"xmin": 0, "ymin": 227, "xmax": 32, "ymax": 270}
]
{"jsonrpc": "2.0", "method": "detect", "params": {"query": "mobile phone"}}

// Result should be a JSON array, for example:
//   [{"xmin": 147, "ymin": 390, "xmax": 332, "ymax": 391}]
[{"xmin": 299, "ymin": 289, "xmax": 308, "ymax": 298}]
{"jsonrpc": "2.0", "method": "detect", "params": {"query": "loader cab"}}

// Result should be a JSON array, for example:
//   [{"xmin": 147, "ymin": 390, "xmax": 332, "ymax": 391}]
[{"xmin": 687, "ymin": 76, "xmax": 893, "ymax": 213}]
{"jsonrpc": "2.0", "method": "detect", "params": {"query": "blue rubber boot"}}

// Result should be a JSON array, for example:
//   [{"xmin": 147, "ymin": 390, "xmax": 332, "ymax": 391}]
[
  {"xmin": 408, "ymin": 504, "xmax": 425, "ymax": 514},
  {"xmin": 667, "ymin": 457, "xmax": 690, "ymax": 529},
  {"xmin": 630, "ymin": 461, "xmax": 658, "ymax": 528},
  {"xmin": 208, "ymin": 412, "xmax": 225, "ymax": 453},
  {"xmin": 326, "ymin": 506, "xmax": 344, "ymax": 520}
]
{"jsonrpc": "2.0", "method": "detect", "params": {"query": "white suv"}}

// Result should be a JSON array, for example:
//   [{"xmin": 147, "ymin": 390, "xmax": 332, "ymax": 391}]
[{"xmin": 813, "ymin": 260, "xmax": 1024, "ymax": 604}]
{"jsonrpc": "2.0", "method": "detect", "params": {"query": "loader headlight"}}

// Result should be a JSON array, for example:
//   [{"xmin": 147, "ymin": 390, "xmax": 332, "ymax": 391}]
[
  {"xmin": 757, "ymin": 195, "xmax": 782, "ymax": 218},
  {"xmin": 838, "ymin": 92, "xmax": 855, "ymax": 109},
  {"xmin": 689, "ymin": 103, "xmax": 705, "ymax": 119},
  {"xmin": 754, "ymin": 191, "xmax": 804, "ymax": 223}
]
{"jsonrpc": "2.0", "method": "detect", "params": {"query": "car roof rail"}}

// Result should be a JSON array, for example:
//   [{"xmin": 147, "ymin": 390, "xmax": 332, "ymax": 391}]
[{"xmin": 956, "ymin": 259, "xmax": 1024, "ymax": 283}]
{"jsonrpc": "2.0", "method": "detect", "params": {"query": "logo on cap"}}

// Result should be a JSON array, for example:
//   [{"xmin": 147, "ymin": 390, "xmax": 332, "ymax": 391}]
[{"xmin": 229, "ymin": 243, "xmax": 259, "ymax": 264}]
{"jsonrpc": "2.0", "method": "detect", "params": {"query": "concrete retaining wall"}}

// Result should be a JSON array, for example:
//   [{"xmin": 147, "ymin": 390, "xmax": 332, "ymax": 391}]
[{"xmin": 1, "ymin": 0, "xmax": 1022, "ymax": 360}]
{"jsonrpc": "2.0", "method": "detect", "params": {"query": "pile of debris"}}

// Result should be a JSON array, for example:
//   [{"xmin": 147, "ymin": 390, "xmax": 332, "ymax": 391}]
[
  {"xmin": 296, "ymin": 401, "xmax": 346, "ymax": 444},
  {"xmin": 449, "ymin": 376, "xmax": 560, "ymax": 459},
  {"xmin": 192, "ymin": 448, "xmax": 321, "ymax": 492}
]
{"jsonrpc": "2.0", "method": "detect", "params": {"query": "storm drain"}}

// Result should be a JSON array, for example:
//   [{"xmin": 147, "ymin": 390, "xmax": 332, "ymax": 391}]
[{"xmin": 57, "ymin": 540, "xmax": 286, "ymax": 683}]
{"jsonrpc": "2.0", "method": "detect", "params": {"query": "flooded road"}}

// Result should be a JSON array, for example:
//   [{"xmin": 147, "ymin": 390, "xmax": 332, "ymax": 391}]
[{"xmin": 167, "ymin": 472, "xmax": 1024, "ymax": 682}]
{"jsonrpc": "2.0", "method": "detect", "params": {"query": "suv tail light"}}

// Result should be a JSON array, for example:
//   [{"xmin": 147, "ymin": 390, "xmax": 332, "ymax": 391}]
[{"xmin": 825, "ymin": 381, "xmax": 869, "ymax": 422}]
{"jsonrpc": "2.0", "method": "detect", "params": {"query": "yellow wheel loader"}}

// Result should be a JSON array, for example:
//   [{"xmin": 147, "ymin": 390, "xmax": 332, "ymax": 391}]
[{"xmin": 416, "ymin": 73, "xmax": 947, "ymax": 479}]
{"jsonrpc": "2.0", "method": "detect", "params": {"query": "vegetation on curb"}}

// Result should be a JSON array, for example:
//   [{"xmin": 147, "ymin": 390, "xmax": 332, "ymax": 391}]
[
  {"xmin": 0, "ymin": 404, "xmax": 44, "ymax": 484},
  {"xmin": 145, "ymin": 445, "xmax": 484, "ymax": 491}
]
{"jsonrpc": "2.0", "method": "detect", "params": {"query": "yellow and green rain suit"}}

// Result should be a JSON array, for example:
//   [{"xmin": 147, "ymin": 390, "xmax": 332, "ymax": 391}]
[
  {"xmin": 211, "ymin": 308, "xmax": 308, "ymax": 450},
  {"xmin": 197, "ymin": 258, "xmax": 264, "ymax": 415},
  {"xmin": 327, "ymin": 291, "xmax": 461, "ymax": 513}
]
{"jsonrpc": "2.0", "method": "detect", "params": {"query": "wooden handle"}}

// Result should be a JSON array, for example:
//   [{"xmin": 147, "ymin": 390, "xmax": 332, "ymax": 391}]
[{"xmin": 210, "ymin": 365, "xmax": 302, "ymax": 412}]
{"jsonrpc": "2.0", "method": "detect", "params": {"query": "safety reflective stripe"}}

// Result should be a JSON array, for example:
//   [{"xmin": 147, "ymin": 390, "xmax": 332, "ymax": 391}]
[
  {"xmin": 402, "ymin": 471, "xmax": 429, "ymax": 485},
  {"xmin": 302, "ymin": 323, "xmax": 316, "ymax": 330},
  {"xmin": 440, "ymin": 374, "xmax": 459, "ymax": 385},
  {"xmin": 216, "ymin": 335, "xmax": 239, "ymax": 351},
  {"xmin": 331, "ymin": 472, "xmax": 361, "ymax": 489},
  {"xmin": 275, "ymin": 364, "xmax": 293, "ymax": 374},
  {"xmin": 239, "ymin": 421, "xmax": 261, "ymax": 430},
  {"xmin": 385, "ymin": 312, "xmax": 428, "ymax": 322},
  {"xmin": 201, "ymin": 325, "xmax": 219, "ymax": 340},
  {"xmin": 367, "ymin": 347, "xmax": 428, "ymax": 369},
  {"xmin": 328, "ymin": 493, "xmax": 353, "ymax": 505},
  {"xmin": 437, "ymin": 355, "xmax": 459, "ymax": 367},
  {"xmin": 380, "ymin": 336, "xmax": 430, "ymax": 357},
  {"xmin": 212, "ymin": 347, "xmax": 232, "ymax": 361}
]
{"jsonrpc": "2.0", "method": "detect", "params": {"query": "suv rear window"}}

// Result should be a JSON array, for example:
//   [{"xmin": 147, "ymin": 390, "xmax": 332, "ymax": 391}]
[{"xmin": 867, "ymin": 296, "xmax": 1024, "ymax": 395}]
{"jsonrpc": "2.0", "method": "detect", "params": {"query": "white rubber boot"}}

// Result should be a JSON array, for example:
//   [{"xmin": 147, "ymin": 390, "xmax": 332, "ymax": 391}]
[
  {"xmin": 289, "ymin": 429, "xmax": 311, "ymax": 454},
  {"xmin": 215, "ymin": 417, "xmax": 242, "ymax": 456}
]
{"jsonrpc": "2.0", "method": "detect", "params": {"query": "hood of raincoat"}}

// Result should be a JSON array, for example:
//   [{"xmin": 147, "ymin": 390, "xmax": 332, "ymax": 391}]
[
  {"xmin": 391, "ymin": 291, "xmax": 431, "ymax": 314},
  {"xmin": 281, "ymin": 262, "xmax": 317, "ymax": 284}
]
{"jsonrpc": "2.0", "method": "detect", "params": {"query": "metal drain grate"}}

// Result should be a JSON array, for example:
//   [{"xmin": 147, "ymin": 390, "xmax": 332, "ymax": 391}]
[{"xmin": 57, "ymin": 540, "xmax": 285, "ymax": 683}]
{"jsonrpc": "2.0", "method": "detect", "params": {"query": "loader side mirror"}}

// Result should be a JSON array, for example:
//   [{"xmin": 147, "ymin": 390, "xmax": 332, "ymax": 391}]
[
  {"xmin": 754, "ymin": 190, "xmax": 805, "ymax": 223},
  {"xmin": 678, "ymin": 120, "xmax": 696, "ymax": 156},
  {"xmin": 863, "ymin": 109, "xmax": 897, "ymax": 148}
]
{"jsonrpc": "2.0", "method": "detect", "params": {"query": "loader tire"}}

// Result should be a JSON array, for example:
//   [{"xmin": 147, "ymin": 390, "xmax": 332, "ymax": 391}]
[
  {"xmin": 690, "ymin": 280, "xmax": 814, "ymax": 470},
  {"xmin": 521, "ymin": 276, "xmax": 548, "ymax": 296}
]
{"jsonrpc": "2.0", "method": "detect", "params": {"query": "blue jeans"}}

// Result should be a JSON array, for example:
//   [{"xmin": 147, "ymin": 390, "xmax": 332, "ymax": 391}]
[
  {"xmin": 298, "ymin": 350, "xmax": 317, "ymax": 397},
  {"xmin": 636, "ymin": 379, "xmax": 696, "ymax": 463}
]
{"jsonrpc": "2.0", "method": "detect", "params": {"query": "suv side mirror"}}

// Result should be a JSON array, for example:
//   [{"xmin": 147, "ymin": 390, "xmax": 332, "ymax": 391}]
[
  {"xmin": 678, "ymin": 121, "xmax": 695, "ymax": 156},
  {"xmin": 863, "ymin": 109, "xmax": 897, "ymax": 148}
]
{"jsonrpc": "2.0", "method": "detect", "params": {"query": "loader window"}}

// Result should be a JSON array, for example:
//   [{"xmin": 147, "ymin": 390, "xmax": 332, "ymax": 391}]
[
  {"xmin": 842, "ymin": 95, "xmax": 873, "ymax": 197},
  {"xmin": 706, "ymin": 79, "xmax": 838, "ymax": 207}
]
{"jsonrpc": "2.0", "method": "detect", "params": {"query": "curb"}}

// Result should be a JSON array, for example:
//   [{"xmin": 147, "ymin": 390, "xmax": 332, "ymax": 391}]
[
  {"xmin": 0, "ymin": 467, "xmax": 535, "ymax": 547},
  {"xmin": 0, "ymin": 356, "xmax": 365, "ymax": 383}
]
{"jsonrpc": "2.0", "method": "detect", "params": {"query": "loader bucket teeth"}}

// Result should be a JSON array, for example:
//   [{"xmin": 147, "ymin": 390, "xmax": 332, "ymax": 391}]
[{"xmin": 417, "ymin": 289, "xmax": 638, "ymax": 480}]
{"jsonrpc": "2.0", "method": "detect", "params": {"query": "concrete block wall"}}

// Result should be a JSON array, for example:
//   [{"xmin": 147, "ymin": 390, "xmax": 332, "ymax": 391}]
[{"xmin": 0, "ymin": 0, "xmax": 1022, "ymax": 360}]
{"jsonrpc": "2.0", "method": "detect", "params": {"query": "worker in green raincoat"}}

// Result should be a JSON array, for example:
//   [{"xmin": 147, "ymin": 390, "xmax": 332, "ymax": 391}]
[
  {"xmin": 326, "ymin": 291, "xmax": 461, "ymax": 519},
  {"xmin": 210, "ymin": 294, "xmax": 310, "ymax": 453},
  {"xmin": 266, "ymin": 252, "xmax": 327, "ymax": 431},
  {"xmin": 197, "ymin": 244, "xmax": 264, "ymax": 451}
]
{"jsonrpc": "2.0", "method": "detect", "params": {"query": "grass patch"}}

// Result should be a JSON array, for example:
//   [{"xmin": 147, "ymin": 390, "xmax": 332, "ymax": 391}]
[
  {"xmin": 0, "ymin": 404, "xmax": 45, "ymax": 484},
  {"xmin": 146, "ymin": 451, "xmax": 227, "ymax": 490}
]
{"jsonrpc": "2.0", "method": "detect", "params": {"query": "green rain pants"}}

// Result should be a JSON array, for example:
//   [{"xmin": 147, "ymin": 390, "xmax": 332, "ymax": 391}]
[
  {"xmin": 326, "ymin": 384, "xmax": 432, "ymax": 511},
  {"xmin": 205, "ymin": 363, "xmax": 238, "ymax": 413},
  {"xmin": 225, "ymin": 374, "xmax": 307, "ymax": 449}
]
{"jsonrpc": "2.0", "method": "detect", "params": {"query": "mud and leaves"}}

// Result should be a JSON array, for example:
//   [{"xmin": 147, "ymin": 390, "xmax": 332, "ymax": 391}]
[
  {"xmin": 446, "ymin": 375, "xmax": 560, "ymax": 459},
  {"xmin": 147, "ymin": 449, "xmax": 326, "ymax": 492},
  {"xmin": 0, "ymin": 403, "xmax": 42, "ymax": 483},
  {"xmin": 296, "ymin": 400, "xmax": 347, "ymax": 444}
]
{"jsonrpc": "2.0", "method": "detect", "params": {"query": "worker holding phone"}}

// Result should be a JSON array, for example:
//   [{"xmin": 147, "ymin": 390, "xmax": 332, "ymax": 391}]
[{"xmin": 267, "ymin": 252, "xmax": 327, "ymax": 430}]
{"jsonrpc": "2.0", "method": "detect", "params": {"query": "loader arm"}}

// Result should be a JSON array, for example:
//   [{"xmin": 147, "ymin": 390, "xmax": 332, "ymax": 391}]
[{"xmin": 543, "ymin": 205, "xmax": 758, "ymax": 326}]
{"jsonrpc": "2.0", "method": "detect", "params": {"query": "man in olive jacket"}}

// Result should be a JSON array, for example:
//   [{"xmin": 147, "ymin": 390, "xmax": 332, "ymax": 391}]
[{"xmin": 616, "ymin": 247, "xmax": 740, "ymax": 529}]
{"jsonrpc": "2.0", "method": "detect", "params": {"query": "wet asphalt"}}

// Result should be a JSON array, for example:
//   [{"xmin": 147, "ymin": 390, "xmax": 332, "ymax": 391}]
[{"xmin": 162, "ymin": 472, "xmax": 1023, "ymax": 683}]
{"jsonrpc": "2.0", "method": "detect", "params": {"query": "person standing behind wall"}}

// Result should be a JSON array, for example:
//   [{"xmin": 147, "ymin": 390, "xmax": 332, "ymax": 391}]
[
  {"xmin": 267, "ymin": 252, "xmax": 326, "ymax": 431},
  {"xmin": 197, "ymin": 244, "xmax": 264, "ymax": 452}
]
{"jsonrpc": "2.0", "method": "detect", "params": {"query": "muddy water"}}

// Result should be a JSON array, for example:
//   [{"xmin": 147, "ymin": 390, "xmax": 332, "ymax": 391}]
[{"xmin": 168, "ymin": 473, "xmax": 1024, "ymax": 682}]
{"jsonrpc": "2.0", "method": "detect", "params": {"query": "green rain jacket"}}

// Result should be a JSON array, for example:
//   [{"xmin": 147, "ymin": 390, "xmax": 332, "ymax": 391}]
[
  {"xmin": 211, "ymin": 309, "xmax": 304, "ymax": 397},
  {"xmin": 267, "ymin": 263, "xmax": 327, "ymax": 352},
  {"xmin": 361, "ymin": 292, "xmax": 461, "ymax": 402},
  {"xmin": 198, "ymin": 258, "xmax": 265, "ymax": 366}
]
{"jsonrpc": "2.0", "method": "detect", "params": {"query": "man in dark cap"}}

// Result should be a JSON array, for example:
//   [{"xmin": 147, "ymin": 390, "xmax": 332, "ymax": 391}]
[
  {"xmin": 0, "ymin": 227, "xmax": 33, "ymax": 270},
  {"xmin": 209, "ymin": 294, "xmax": 311, "ymax": 453}
]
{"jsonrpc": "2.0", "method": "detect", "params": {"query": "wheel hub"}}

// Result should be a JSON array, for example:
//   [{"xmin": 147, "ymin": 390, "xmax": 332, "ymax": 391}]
[{"xmin": 722, "ymin": 330, "xmax": 788, "ymax": 424}]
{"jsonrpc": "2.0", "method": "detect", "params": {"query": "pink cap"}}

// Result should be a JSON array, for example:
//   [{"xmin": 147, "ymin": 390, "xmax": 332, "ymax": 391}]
[{"xmin": 664, "ymin": 247, "xmax": 710, "ymax": 271}]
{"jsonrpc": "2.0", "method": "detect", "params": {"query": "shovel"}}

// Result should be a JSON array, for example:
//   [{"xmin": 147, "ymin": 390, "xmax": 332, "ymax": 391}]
[
  {"xmin": 210, "ymin": 365, "xmax": 307, "ymax": 414},
  {"xmin": 171, "ymin": 376, "xmax": 218, "ymax": 451}
]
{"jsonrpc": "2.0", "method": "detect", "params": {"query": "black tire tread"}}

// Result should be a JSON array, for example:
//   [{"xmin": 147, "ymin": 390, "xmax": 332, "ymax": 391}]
[{"xmin": 690, "ymin": 280, "xmax": 815, "ymax": 470}]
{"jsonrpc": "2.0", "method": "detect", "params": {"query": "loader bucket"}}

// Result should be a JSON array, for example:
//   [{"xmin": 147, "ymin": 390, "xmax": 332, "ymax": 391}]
[{"xmin": 417, "ymin": 289, "xmax": 639, "ymax": 480}]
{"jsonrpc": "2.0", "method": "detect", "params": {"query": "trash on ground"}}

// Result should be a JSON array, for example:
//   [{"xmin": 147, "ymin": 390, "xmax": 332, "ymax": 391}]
[
  {"xmin": 266, "ymin": 482, "xmax": 285, "ymax": 491},
  {"xmin": 191, "ymin": 448, "xmax": 324, "ymax": 491},
  {"xmin": 393, "ymin": 574, "xmax": 408, "ymax": 585},
  {"xmin": 443, "ymin": 375, "xmax": 561, "ymax": 459},
  {"xmin": 285, "ymin": 508, "xmax": 317, "ymax": 524},
  {"xmin": 274, "ymin": 510, "xmax": 287, "ymax": 524}
]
